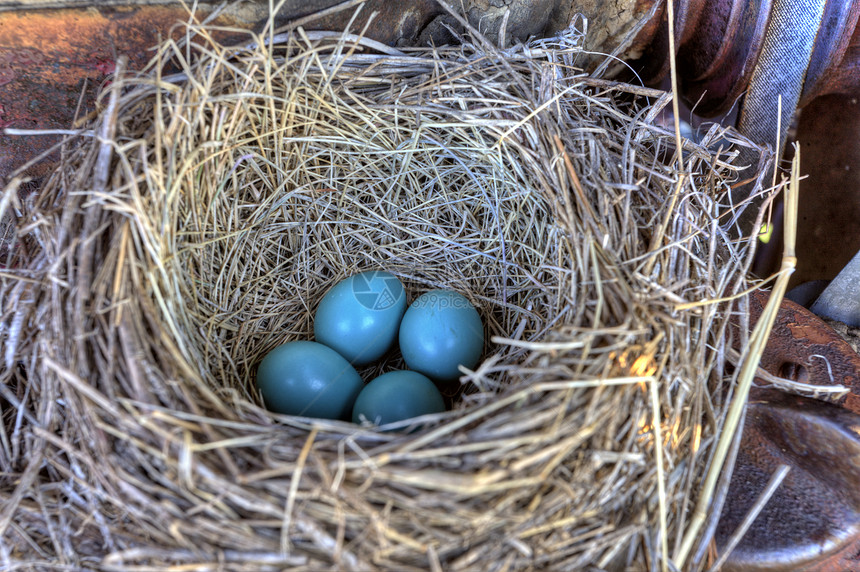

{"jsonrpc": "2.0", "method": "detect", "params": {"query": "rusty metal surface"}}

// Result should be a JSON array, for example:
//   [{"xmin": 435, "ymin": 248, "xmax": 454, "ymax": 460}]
[
  {"xmin": 625, "ymin": 0, "xmax": 860, "ymax": 115},
  {"xmin": 804, "ymin": 2, "xmax": 860, "ymax": 101},
  {"xmin": 0, "ymin": 4, "xmax": 262, "ymax": 184},
  {"xmin": 624, "ymin": 0, "xmax": 775, "ymax": 116},
  {"xmin": 718, "ymin": 394, "xmax": 860, "ymax": 572},
  {"xmin": 749, "ymin": 289, "xmax": 860, "ymax": 413},
  {"xmin": 680, "ymin": 0, "xmax": 772, "ymax": 116},
  {"xmin": 801, "ymin": 0, "xmax": 860, "ymax": 103},
  {"xmin": 793, "ymin": 93, "xmax": 860, "ymax": 287},
  {"xmin": 718, "ymin": 290, "xmax": 860, "ymax": 571}
]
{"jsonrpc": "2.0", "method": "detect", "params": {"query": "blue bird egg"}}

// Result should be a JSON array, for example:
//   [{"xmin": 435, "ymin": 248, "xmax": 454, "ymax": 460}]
[
  {"xmin": 256, "ymin": 340, "xmax": 363, "ymax": 420},
  {"xmin": 352, "ymin": 370, "xmax": 445, "ymax": 426},
  {"xmin": 398, "ymin": 289, "xmax": 483, "ymax": 382},
  {"xmin": 314, "ymin": 270, "xmax": 407, "ymax": 366}
]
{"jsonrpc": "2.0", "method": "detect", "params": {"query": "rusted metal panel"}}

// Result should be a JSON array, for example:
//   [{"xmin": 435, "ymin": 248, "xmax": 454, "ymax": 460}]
[
  {"xmin": 0, "ymin": 3, "xmax": 264, "ymax": 183},
  {"xmin": 718, "ymin": 290, "xmax": 860, "ymax": 571},
  {"xmin": 750, "ymin": 290, "xmax": 860, "ymax": 414},
  {"xmin": 719, "ymin": 395, "xmax": 860, "ymax": 572}
]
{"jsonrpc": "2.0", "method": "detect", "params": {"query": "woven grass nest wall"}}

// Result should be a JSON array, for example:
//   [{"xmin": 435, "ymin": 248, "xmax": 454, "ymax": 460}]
[{"xmin": 0, "ymin": 14, "xmax": 775, "ymax": 572}]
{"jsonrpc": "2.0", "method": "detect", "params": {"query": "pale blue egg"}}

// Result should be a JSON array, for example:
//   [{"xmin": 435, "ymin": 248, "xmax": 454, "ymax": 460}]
[
  {"xmin": 398, "ymin": 289, "xmax": 483, "ymax": 382},
  {"xmin": 352, "ymin": 370, "xmax": 445, "ymax": 426},
  {"xmin": 256, "ymin": 340, "xmax": 363, "ymax": 420},
  {"xmin": 314, "ymin": 270, "xmax": 407, "ymax": 366}
]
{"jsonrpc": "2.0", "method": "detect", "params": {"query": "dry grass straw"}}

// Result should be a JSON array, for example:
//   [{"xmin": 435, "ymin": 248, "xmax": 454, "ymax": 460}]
[{"xmin": 1, "ymin": 11, "xmax": 776, "ymax": 571}]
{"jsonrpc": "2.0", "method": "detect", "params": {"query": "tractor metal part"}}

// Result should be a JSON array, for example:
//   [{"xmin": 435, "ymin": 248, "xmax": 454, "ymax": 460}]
[{"xmin": 717, "ymin": 289, "xmax": 860, "ymax": 570}]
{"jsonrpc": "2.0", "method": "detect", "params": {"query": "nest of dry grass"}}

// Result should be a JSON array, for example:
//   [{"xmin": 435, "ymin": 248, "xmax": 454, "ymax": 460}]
[{"xmin": 1, "ymin": 11, "xmax": 774, "ymax": 571}]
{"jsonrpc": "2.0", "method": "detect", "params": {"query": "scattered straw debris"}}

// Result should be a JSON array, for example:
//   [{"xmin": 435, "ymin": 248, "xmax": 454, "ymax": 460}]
[{"xmin": 1, "ymin": 13, "xmax": 773, "ymax": 571}]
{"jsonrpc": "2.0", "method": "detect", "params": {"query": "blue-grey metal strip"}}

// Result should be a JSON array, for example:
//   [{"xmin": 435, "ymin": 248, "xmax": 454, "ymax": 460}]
[{"xmin": 731, "ymin": 0, "xmax": 827, "ymax": 233}]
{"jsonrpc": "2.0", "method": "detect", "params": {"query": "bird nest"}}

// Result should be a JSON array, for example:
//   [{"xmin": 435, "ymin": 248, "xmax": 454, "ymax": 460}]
[{"xmin": 0, "ymin": 12, "xmax": 774, "ymax": 571}]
